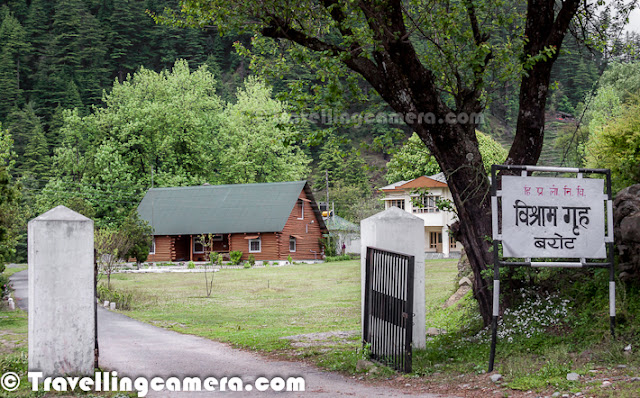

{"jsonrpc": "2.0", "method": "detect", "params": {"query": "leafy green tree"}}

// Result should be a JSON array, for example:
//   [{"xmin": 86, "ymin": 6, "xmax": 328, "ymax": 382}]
[
  {"xmin": 385, "ymin": 133, "xmax": 440, "ymax": 184},
  {"xmin": 386, "ymin": 132, "xmax": 507, "ymax": 183},
  {"xmin": 40, "ymin": 60, "xmax": 310, "ymax": 226},
  {"xmin": 121, "ymin": 211, "xmax": 154, "ymax": 267},
  {"xmin": 584, "ymin": 97, "xmax": 640, "ymax": 192},
  {"xmin": 217, "ymin": 76, "xmax": 310, "ymax": 183},
  {"xmin": 171, "ymin": 0, "xmax": 605, "ymax": 324}
]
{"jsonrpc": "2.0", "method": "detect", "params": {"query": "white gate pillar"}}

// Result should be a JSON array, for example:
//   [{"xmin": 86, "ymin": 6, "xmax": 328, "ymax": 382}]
[
  {"xmin": 28, "ymin": 206, "xmax": 95, "ymax": 376},
  {"xmin": 360, "ymin": 207, "xmax": 426, "ymax": 349}
]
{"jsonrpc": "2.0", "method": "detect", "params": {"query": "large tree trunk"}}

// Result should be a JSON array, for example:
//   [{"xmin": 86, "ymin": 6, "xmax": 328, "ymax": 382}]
[
  {"xmin": 261, "ymin": 0, "xmax": 581, "ymax": 327},
  {"xmin": 414, "ymin": 122, "xmax": 494, "ymax": 326}
]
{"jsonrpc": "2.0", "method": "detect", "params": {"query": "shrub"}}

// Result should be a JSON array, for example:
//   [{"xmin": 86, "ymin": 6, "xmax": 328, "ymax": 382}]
[
  {"xmin": 248, "ymin": 254, "xmax": 256, "ymax": 266},
  {"xmin": 0, "ymin": 273, "xmax": 8, "ymax": 297},
  {"xmin": 97, "ymin": 284, "xmax": 133, "ymax": 310},
  {"xmin": 187, "ymin": 261, "xmax": 195, "ymax": 269},
  {"xmin": 325, "ymin": 255, "xmax": 351, "ymax": 262},
  {"xmin": 243, "ymin": 262, "xmax": 251, "ymax": 269},
  {"xmin": 0, "ymin": 264, "xmax": 5, "ymax": 273},
  {"xmin": 230, "ymin": 251, "xmax": 243, "ymax": 265},
  {"xmin": 217, "ymin": 253, "xmax": 224, "ymax": 264},
  {"xmin": 264, "ymin": 261, "xmax": 270, "ymax": 267},
  {"xmin": 210, "ymin": 252, "xmax": 219, "ymax": 264},
  {"xmin": 287, "ymin": 254, "xmax": 293, "ymax": 264}
]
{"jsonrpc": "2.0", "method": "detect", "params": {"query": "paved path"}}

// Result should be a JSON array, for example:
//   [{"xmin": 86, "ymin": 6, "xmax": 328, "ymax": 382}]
[{"xmin": 10, "ymin": 271, "xmax": 452, "ymax": 397}]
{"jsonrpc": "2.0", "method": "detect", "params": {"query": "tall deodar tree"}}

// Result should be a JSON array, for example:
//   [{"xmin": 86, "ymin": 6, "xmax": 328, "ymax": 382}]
[{"xmin": 167, "ymin": 0, "xmax": 633, "ymax": 325}]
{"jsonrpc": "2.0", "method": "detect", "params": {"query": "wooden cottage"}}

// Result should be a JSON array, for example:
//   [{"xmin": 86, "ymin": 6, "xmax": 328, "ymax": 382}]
[{"xmin": 137, "ymin": 181, "xmax": 328, "ymax": 262}]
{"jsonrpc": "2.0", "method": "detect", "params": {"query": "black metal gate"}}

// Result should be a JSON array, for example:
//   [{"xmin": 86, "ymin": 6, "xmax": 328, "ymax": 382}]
[{"xmin": 363, "ymin": 246, "xmax": 415, "ymax": 373}]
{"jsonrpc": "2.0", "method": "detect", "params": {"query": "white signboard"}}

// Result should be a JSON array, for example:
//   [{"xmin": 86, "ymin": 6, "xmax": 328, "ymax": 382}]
[{"xmin": 501, "ymin": 176, "xmax": 605, "ymax": 258}]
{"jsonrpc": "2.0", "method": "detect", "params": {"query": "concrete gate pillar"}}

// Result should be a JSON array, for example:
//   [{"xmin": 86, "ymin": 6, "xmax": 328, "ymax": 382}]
[
  {"xmin": 28, "ymin": 206, "xmax": 95, "ymax": 376},
  {"xmin": 360, "ymin": 207, "xmax": 426, "ymax": 349}
]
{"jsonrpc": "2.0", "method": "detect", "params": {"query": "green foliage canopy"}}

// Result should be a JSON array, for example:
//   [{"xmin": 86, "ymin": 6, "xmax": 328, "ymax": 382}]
[
  {"xmin": 385, "ymin": 131, "xmax": 507, "ymax": 183},
  {"xmin": 38, "ymin": 60, "xmax": 310, "ymax": 226}
]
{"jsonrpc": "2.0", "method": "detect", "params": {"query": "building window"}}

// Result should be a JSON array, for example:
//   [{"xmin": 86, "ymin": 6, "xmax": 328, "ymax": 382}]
[
  {"xmin": 413, "ymin": 195, "xmax": 440, "ymax": 214},
  {"xmin": 388, "ymin": 199, "xmax": 405, "ymax": 210},
  {"xmin": 249, "ymin": 238, "xmax": 261, "ymax": 253},
  {"xmin": 210, "ymin": 234, "xmax": 223, "ymax": 242},
  {"xmin": 289, "ymin": 236, "xmax": 297, "ymax": 252},
  {"xmin": 149, "ymin": 237, "xmax": 156, "ymax": 254},
  {"xmin": 297, "ymin": 199, "xmax": 304, "ymax": 219},
  {"xmin": 429, "ymin": 232, "xmax": 442, "ymax": 249},
  {"xmin": 449, "ymin": 235, "xmax": 457, "ymax": 249},
  {"xmin": 193, "ymin": 237, "xmax": 205, "ymax": 253}
]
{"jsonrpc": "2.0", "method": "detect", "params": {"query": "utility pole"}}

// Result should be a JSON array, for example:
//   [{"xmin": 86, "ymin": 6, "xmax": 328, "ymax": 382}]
[{"xmin": 325, "ymin": 170, "xmax": 329, "ymax": 212}]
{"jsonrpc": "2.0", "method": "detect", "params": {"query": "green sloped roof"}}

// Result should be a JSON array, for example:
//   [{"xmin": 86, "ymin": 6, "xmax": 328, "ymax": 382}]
[{"xmin": 138, "ymin": 181, "xmax": 310, "ymax": 235}]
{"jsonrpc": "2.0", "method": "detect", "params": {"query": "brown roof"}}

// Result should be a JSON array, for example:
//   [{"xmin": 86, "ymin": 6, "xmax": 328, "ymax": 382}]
[{"xmin": 397, "ymin": 175, "xmax": 448, "ymax": 189}]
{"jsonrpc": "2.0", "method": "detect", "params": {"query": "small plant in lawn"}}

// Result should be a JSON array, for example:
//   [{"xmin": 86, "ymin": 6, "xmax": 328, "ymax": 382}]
[
  {"xmin": 97, "ymin": 284, "xmax": 133, "ymax": 310},
  {"xmin": 187, "ymin": 261, "xmax": 196, "ymax": 269},
  {"xmin": 230, "ymin": 251, "xmax": 243, "ymax": 265}
]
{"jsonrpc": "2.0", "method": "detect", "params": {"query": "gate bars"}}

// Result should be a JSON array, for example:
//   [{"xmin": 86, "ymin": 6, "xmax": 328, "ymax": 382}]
[
  {"xmin": 488, "ymin": 165, "xmax": 615, "ymax": 372},
  {"xmin": 363, "ymin": 246, "xmax": 415, "ymax": 373}
]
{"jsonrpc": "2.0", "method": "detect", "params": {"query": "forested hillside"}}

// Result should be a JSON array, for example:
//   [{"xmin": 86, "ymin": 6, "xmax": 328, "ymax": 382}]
[{"xmin": 0, "ymin": 0, "xmax": 639, "ymax": 262}]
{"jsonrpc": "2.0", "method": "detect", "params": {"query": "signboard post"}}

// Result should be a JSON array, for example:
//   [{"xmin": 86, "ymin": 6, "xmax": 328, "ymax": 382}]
[{"xmin": 489, "ymin": 165, "xmax": 614, "ymax": 372}]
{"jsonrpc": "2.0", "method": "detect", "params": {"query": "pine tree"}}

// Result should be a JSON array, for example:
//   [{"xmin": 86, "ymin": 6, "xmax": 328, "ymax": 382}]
[
  {"xmin": 5, "ymin": 102, "xmax": 43, "ymax": 171},
  {"xmin": 0, "ymin": 11, "xmax": 30, "ymax": 119},
  {"xmin": 0, "ymin": 50, "xmax": 20, "ymax": 121},
  {"xmin": 52, "ymin": 0, "xmax": 107, "ymax": 105},
  {"xmin": 21, "ymin": 121, "xmax": 50, "ymax": 177}
]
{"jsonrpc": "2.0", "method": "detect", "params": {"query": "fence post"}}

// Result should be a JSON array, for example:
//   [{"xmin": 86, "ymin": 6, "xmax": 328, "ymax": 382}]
[
  {"xmin": 360, "ymin": 207, "xmax": 426, "ymax": 349},
  {"xmin": 28, "ymin": 206, "xmax": 95, "ymax": 377}
]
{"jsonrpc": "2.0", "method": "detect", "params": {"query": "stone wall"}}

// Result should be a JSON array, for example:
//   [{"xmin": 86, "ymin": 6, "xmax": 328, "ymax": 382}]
[{"xmin": 613, "ymin": 184, "xmax": 640, "ymax": 283}]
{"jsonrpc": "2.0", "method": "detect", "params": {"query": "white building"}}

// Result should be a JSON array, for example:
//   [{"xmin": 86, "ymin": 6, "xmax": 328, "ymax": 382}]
[{"xmin": 380, "ymin": 173, "xmax": 462, "ymax": 257}]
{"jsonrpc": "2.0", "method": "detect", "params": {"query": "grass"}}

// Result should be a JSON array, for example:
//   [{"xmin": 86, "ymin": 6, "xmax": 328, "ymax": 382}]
[
  {"xmin": 110, "ymin": 259, "xmax": 640, "ymax": 396},
  {"xmin": 107, "ymin": 259, "xmax": 459, "ymax": 369},
  {"xmin": 3, "ymin": 259, "xmax": 639, "ymax": 397}
]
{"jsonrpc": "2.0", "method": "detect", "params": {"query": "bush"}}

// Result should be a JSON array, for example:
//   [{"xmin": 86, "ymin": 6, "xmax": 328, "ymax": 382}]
[
  {"xmin": 97, "ymin": 284, "xmax": 133, "ymax": 310},
  {"xmin": 217, "ymin": 253, "xmax": 223, "ymax": 264},
  {"xmin": 210, "ymin": 252, "xmax": 219, "ymax": 264},
  {"xmin": 230, "ymin": 251, "xmax": 243, "ymax": 265},
  {"xmin": 264, "ymin": 261, "xmax": 270, "ymax": 267},
  {"xmin": 248, "ymin": 254, "xmax": 255, "ymax": 266},
  {"xmin": 325, "ymin": 255, "xmax": 351, "ymax": 262},
  {"xmin": 0, "ymin": 273, "xmax": 8, "ymax": 297},
  {"xmin": 0, "ymin": 264, "xmax": 5, "ymax": 273},
  {"xmin": 187, "ymin": 261, "xmax": 195, "ymax": 269},
  {"xmin": 243, "ymin": 262, "xmax": 251, "ymax": 269},
  {"xmin": 287, "ymin": 254, "xmax": 293, "ymax": 264}
]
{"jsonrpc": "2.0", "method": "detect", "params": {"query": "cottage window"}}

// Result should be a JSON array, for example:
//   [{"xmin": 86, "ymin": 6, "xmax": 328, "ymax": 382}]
[
  {"xmin": 388, "ymin": 199, "xmax": 405, "ymax": 210},
  {"xmin": 297, "ymin": 199, "xmax": 304, "ymax": 219},
  {"xmin": 413, "ymin": 195, "xmax": 440, "ymax": 214},
  {"xmin": 289, "ymin": 237, "xmax": 297, "ymax": 252},
  {"xmin": 149, "ymin": 237, "xmax": 156, "ymax": 255},
  {"xmin": 193, "ymin": 237, "xmax": 205, "ymax": 254},
  {"xmin": 249, "ymin": 238, "xmax": 261, "ymax": 253}
]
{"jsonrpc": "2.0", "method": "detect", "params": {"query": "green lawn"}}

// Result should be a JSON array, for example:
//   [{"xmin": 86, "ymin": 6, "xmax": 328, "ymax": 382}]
[{"xmin": 110, "ymin": 259, "xmax": 459, "ymax": 352}]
